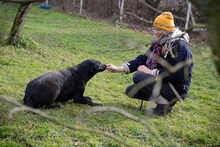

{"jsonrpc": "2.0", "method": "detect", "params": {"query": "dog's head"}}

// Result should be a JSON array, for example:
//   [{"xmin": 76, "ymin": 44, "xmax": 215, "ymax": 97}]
[
  {"xmin": 72, "ymin": 59, "xmax": 106, "ymax": 81},
  {"xmin": 85, "ymin": 59, "xmax": 106, "ymax": 73}
]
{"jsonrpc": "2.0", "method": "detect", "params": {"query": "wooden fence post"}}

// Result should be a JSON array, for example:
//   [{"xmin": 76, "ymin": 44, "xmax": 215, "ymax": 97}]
[
  {"xmin": 185, "ymin": 0, "xmax": 191, "ymax": 30},
  {"xmin": 119, "ymin": 0, "xmax": 125, "ymax": 22},
  {"xmin": 80, "ymin": 0, "xmax": 83, "ymax": 15}
]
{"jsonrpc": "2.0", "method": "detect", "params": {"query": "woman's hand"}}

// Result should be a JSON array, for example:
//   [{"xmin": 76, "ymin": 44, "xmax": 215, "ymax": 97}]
[
  {"xmin": 106, "ymin": 64, "xmax": 125, "ymax": 73},
  {"xmin": 137, "ymin": 65, "xmax": 152, "ymax": 75}
]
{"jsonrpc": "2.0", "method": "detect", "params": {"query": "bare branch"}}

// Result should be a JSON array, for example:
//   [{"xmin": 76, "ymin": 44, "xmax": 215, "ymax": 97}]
[
  {"xmin": 138, "ymin": 0, "xmax": 187, "ymax": 23},
  {"xmin": 81, "ymin": 106, "xmax": 169, "ymax": 147},
  {"xmin": 80, "ymin": 24, "xmax": 205, "ymax": 55},
  {"xmin": 78, "ymin": 34, "xmax": 145, "ymax": 54},
  {"xmin": 127, "ymin": 58, "xmax": 193, "ymax": 98},
  {"xmin": 0, "ymin": 95, "xmax": 135, "ymax": 147},
  {"xmin": 124, "ymin": 11, "xmax": 153, "ymax": 24}
]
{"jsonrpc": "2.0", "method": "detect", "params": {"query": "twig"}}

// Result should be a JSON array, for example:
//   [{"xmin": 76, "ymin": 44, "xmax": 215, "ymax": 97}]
[
  {"xmin": 124, "ymin": 11, "xmax": 153, "ymax": 24},
  {"xmin": 138, "ymin": 0, "xmax": 186, "ymax": 23},
  {"xmin": 81, "ymin": 40, "xmax": 144, "ymax": 55},
  {"xmin": 81, "ymin": 106, "xmax": 169, "ymax": 147},
  {"xmin": 127, "ymin": 58, "xmax": 194, "ymax": 97},
  {"xmin": 0, "ymin": 95, "xmax": 135, "ymax": 147},
  {"xmin": 81, "ymin": 24, "xmax": 205, "ymax": 55}
]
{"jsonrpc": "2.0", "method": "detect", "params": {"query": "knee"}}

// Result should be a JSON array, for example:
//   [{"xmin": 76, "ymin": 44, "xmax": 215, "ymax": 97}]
[
  {"xmin": 133, "ymin": 72, "xmax": 152, "ymax": 84},
  {"xmin": 133, "ymin": 72, "xmax": 142, "ymax": 83},
  {"xmin": 125, "ymin": 85, "xmax": 134, "ymax": 97}
]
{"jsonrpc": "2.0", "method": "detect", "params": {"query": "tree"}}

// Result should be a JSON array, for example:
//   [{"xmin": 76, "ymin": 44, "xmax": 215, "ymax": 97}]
[
  {"xmin": 144, "ymin": 0, "xmax": 161, "ymax": 21},
  {"xmin": 0, "ymin": 0, "xmax": 44, "ymax": 45},
  {"xmin": 190, "ymin": 0, "xmax": 220, "ymax": 74}
]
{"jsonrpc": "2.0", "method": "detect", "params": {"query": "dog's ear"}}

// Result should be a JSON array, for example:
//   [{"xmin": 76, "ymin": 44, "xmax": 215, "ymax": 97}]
[
  {"xmin": 90, "ymin": 61, "xmax": 106, "ymax": 73},
  {"xmin": 89, "ymin": 64, "xmax": 99, "ymax": 74},
  {"xmin": 88, "ymin": 59, "xmax": 105, "ymax": 74}
]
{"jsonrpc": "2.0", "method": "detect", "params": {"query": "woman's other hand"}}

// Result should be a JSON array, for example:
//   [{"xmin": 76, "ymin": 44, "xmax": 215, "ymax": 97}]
[{"xmin": 137, "ymin": 65, "xmax": 152, "ymax": 75}]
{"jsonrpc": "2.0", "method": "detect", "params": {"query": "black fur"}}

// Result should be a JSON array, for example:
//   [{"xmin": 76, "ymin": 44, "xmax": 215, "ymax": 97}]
[{"xmin": 23, "ymin": 59, "xmax": 106, "ymax": 108}]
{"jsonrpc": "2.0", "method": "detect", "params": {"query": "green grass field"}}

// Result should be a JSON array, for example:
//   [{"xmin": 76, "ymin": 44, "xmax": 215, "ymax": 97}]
[{"xmin": 0, "ymin": 2, "xmax": 219, "ymax": 146}]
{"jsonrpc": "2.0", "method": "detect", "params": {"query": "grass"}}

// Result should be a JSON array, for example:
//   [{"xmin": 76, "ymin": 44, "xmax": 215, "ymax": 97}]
[{"xmin": 0, "ymin": 2, "xmax": 219, "ymax": 146}]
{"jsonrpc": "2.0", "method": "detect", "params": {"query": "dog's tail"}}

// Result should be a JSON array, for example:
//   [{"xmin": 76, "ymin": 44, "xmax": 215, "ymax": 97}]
[
  {"xmin": 23, "ymin": 95, "xmax": 34, "ymax": 108},
  {"xmin": 43, "ymin": 105, "xmax": 61, "ymax": 109},
  {"xmin": 23, "ymin": 95, "xmax": 61, "ymax": 109}
]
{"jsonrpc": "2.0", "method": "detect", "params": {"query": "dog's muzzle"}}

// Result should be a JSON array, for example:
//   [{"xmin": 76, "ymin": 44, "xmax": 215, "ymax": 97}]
[{"xmin": 99, "ymin": 64, "xmax": 106, "ymax": 72}]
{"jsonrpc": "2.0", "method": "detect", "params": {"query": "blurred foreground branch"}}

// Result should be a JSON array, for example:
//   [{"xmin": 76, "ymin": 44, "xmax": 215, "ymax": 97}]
[
  {"xmin": 81, "ymin": 106, "xmax": 169, "ymax": 147},
  {"xmin": 81, "ymin": 24, "xmax": 205, "ymax": 55},
  {"xmin": 127, "ymin": 58, "xmax": 193, "ymax": 98},
  {"xmin": 0, "ymin": 95, "xmax": 135, "ymax": 147}
]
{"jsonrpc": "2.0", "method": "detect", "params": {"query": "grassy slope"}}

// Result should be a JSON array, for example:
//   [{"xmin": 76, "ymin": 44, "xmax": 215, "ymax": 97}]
[{"xmin": 0, "ymin": 2, "xmax": 219, "ymax": 146}]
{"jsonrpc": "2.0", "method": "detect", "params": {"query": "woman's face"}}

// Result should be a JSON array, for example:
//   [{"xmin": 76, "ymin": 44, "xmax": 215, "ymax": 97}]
[{"xmin": 153, "ymin": 27, "xmax": 165, "ymax": 40}]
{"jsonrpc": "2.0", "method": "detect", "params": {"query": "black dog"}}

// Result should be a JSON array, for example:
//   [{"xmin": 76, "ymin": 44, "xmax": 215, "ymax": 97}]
[{"xmin": 23, "ymin": 59, "xmax": 106, "ymax": 108}]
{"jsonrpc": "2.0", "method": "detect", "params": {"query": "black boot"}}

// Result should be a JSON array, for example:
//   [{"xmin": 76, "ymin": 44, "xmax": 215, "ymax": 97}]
[{"xmin": 152, "ymin": 104, "xmax": 172, "ymax": 116}]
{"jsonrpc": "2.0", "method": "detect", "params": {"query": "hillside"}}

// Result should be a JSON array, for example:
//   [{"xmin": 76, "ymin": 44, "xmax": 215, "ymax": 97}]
[{"xmin": 0, "ymin": 2, "xmax": 219, "ymax": 146}]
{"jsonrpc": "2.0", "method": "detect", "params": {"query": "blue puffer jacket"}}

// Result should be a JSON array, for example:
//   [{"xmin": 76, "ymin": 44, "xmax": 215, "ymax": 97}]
[{"xmin": 123, "ymin": 28, "xmax": 194, "ymax": 99}]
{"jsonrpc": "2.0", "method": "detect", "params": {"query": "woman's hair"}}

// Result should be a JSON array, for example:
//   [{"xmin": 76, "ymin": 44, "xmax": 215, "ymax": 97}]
[
  {"xmin": 160, "ymin": 29, "xmax": 172, "ymax": 56},
  {"xmin": 161, "ymin": 29, "xmax": 171, "ymax": 36},
  {"xmin": 153, "ymin": 27, "xmax": 172, "ymax": 56}
]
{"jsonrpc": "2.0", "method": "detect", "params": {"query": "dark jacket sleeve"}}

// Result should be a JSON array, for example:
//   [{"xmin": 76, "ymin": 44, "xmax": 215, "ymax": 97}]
[
  {"xmin": 123, "ymin": 44, "xmax": 155, "ymax": 73},
  {"xmin": 124, "ymin": 54, "xmax": 147, "ymax": 73}
]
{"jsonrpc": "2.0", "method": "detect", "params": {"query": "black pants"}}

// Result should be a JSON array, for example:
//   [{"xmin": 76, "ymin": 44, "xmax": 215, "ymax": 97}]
[{"xmin": 125, "ymin": 72, "xmax": 179, "ymax": 103}]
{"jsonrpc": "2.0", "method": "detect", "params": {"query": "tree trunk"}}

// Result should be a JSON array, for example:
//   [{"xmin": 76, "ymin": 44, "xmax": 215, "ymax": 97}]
[
  {"xmin": 191, "ymin": 0, "xmax": 220, "ymax": 74},
  {"xmin": 144, "ymin": 0, "xmax": 161, "ymax": 22},
  {"xmin": 7, "ymin": 2, "xmax": 31, "ymax": 45}
]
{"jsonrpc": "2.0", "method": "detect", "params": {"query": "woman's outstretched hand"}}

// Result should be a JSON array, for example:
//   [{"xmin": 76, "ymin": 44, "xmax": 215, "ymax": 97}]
[{"xmin": 106, "ymin": 64, "xmax": 125, "ymax": 73}]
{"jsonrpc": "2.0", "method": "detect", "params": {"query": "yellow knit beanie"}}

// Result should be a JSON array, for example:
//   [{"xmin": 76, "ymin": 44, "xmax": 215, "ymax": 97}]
[{"xmin": 153, "ymin": 12, "xmax": 175, "ymax": 32}]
